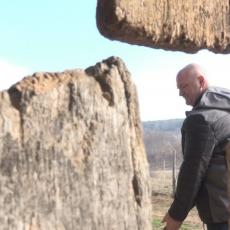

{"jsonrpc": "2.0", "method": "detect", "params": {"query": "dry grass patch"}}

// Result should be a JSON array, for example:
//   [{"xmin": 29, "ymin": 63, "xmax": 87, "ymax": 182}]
[{"xmin": 151, "ymin": 170, "xmax": 203, "ymax": 229}]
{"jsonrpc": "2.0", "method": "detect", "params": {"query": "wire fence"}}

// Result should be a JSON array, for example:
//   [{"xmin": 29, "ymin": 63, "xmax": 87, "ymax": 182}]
[{"xmin": 150, "ymin": 169, "xmax": 179, "ymax": 196}]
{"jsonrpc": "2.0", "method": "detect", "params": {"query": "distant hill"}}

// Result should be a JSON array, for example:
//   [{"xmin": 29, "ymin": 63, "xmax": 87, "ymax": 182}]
[
  {"xmin": 141, "ymin": 119, "xmax": 184, "ymax": 170},
  {"xmin": 142, "ymin": 119, "xmax": 183, "ymax": 133}
]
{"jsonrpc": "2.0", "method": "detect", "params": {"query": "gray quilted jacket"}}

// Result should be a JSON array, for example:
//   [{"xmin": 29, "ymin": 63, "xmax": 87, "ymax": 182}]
[{"xmin": 168, "ymin": 87, "xmax": 230, "ymax": 223}]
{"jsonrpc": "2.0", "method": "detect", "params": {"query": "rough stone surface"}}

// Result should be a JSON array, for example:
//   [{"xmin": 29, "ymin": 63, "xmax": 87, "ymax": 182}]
[
  {"xmin": 97, "ymin": 0, "xmax": 230, "ymax": 53},
  {"xmin": 0, "ymin": 57, "xmax": 152, "ymax": 230}
]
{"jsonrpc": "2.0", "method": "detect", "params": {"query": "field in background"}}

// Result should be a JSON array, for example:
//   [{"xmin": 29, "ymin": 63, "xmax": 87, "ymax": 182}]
[
  {"xmin": 151, "ymin": 170, "xmax": 176, "ymax": 195},
  {"xmin": 151, "ymin": 170, "xmax": 203, "ymax": 230}
]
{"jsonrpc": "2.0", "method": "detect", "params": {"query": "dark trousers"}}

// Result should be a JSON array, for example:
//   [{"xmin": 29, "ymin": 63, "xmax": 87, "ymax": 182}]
[{"xmin": 207, "ymin": 222, "xmax": 228, "ymax": 230}]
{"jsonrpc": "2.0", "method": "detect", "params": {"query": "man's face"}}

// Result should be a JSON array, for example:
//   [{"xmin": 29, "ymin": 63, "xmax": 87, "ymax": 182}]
[{"xmin": 176, "ymin": 73, "xmax": 201, "ymax": 106}]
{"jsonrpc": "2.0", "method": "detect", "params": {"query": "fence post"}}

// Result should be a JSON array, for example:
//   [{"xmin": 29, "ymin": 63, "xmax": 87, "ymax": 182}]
[{"xmin": 172, "ymin": 150, "xmax": 177, "ymax": 197}]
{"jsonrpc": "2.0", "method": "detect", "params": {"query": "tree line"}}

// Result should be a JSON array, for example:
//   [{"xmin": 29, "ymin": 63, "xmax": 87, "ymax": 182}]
[{"xmin": 142, "ymin": 119, "xmax": 183, "ymax": 171}]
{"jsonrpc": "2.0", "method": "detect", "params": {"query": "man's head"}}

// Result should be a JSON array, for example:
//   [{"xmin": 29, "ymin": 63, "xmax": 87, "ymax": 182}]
[{"xmin": 176, "ymin": 63, "xmax": 209, "ymax": 106}]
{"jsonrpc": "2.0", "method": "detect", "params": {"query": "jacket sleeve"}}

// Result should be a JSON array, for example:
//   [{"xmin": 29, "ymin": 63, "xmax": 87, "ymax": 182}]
[{"xmin": 168, "ymin": 114, "xmax": 216, "ymax": 221}]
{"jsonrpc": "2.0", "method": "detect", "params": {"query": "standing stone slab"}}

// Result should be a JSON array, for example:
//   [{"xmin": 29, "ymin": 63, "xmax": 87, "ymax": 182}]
[
  {"xmin": 0, "ymin": 57, "xmax": 152, "ymax": 230},
  {"xmin": 97, "ymin": 0, "xmax": 230, "ymax": 53}
]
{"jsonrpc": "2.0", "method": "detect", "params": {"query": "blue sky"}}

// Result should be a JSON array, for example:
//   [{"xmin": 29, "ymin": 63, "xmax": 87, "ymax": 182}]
[{"xmin": 1, "ymin": 0, "xmax": 230, "ymax": 121}]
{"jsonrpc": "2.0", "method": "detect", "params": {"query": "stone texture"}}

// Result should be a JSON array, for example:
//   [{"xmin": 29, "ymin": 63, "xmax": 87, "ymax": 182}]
[
  {"xmin": 0, "ymin": 57, "xmax": 152, "ymax": 230},
  {"xmin": 97, "ymin": 0, "xmax": 230, "ymax": 53}
]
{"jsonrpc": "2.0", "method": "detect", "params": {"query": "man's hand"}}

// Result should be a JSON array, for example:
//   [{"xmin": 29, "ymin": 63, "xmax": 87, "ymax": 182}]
[{"xmin": 162, "ymin": 213, "xmax": 182, "ymax": 230}]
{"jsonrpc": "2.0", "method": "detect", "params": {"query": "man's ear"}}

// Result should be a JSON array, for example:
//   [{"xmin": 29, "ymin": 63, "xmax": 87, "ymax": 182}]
[{"xmin": 198, "ymin": 75, "xmax": 206, "ymax": 89}]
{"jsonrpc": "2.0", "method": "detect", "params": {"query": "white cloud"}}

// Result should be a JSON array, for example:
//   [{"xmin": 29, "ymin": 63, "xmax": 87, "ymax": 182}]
[{"xmin": 0, "ymin": 59, "xmax": 30, "ymax": 91}]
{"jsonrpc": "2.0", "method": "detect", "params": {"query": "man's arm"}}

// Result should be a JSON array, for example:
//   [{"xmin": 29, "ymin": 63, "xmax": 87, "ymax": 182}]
[{"xmin": 166, "ymin": 114, "xmax": 216, "ymax": 222}]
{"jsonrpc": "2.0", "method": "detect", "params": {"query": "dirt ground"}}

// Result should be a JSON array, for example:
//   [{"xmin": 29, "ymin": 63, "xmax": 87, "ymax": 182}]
[
  {"xmin": 150, "ymin": 170, "xmax": 205, "ymax": 229},
  {"xmin": 152, "ymin": 192, "xmax": 203, "ymax": 229}
]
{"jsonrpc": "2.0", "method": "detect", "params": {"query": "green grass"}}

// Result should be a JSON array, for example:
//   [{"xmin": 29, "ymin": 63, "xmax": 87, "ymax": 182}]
[
  {"xmin": 152, "ymin": 217, "xmax": 202, "ymax": 230},
  {"xmin": 152, "ymin": 218, "xmax": 164, "ymax": 229}
]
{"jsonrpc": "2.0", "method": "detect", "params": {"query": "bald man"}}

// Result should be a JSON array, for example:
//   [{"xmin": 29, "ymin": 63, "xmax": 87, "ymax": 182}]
[{"xmin": 162, "ymin": 64, "xmax": 230, "ymax": 230}]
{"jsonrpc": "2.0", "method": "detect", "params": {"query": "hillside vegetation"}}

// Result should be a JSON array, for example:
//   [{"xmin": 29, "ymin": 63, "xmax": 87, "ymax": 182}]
[{"xmin": 142, "ymin": 119, "xmax": 183, "ymax": 171}]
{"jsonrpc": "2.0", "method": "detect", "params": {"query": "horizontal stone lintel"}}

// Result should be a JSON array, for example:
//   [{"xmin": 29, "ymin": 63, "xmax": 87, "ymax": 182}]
[{"xmin": 97, "ymin": 0, "xmax": 230, "ymax": 54}]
